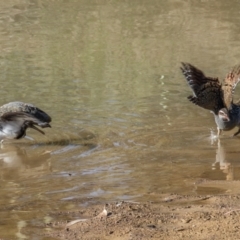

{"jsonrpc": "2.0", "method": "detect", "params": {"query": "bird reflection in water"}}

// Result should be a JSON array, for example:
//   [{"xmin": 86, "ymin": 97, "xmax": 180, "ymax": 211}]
[
  {"xmin": 194, "ymin": 137, "xmax": 240, "ymax": 194},
  {"xmin": 211, "ymin": 138, "xmax": 233, "ymax": 181},
  {"xmin": 0, "ymin": 144, "xmax": 51, "ymax": 181}
]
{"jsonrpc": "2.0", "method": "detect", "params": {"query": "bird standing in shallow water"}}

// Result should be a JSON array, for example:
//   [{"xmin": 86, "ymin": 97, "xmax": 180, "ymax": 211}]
[
  {"xmin": 0, "ymin": 101, "xmax": 51, "ymax": 142},
  {"xmin": 180, "ymin": 63, "xmax": 240, "ymax": 136}
]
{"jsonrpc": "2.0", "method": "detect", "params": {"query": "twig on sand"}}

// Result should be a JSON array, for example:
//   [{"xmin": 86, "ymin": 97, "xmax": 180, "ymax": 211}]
[{"xmin": 224, "ymin": 209, "xmax": 240, "ymax": 215}]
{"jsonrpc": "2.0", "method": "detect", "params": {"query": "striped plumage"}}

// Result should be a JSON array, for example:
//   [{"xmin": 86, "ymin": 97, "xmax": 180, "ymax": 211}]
[{"xmin": 181, "ymin": 63, "xmax": 240, "ymax": 136}]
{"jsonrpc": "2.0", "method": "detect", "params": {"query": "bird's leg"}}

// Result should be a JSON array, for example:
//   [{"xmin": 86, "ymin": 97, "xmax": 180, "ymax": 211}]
[
  {"xmin": 217, "ymin": 128, "xmax": 222, "ymax": 136},
  {"xmin": 0, "ymin": 139, "xmax": 5, "ymax": 149},
  {"xmin": 29, "ymin": 124, "xmax": 45, "ymax": 135},
  {"xmin": 233, "ymin": 128, "xmax": 240, "ymax": 136}
]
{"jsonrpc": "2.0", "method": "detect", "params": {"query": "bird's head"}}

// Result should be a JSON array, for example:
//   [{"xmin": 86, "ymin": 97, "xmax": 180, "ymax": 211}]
[{"xmin": 218, "ymin": 108, "xmax": 230, "ymax": 122}]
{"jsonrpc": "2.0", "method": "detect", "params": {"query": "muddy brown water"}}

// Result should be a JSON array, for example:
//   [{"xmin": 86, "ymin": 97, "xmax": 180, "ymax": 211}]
[{"xmin": 0, "ymin": 0, "xmax": 240, "ymax": 239}]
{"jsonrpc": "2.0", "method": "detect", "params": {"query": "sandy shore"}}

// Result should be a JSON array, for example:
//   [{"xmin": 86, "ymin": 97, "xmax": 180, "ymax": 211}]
[{"xmin": 44, "ymin": 192, "xmax": 240, "ymax": 240}]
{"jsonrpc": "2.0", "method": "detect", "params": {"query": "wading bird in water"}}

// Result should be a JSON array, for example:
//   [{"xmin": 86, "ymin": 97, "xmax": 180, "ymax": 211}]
[
  {"xmin": 181, "ymin": 63, "xmax": 240, "ymax": 136},
  {"xmin": 0, "ymin": 101, "xmax": 51, "ymax": 142}
]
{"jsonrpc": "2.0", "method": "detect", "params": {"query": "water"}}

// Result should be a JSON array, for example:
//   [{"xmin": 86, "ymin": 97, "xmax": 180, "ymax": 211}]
[{"xmin": 1, "ymin": 0, "xmax": 240, "ymax": 238}]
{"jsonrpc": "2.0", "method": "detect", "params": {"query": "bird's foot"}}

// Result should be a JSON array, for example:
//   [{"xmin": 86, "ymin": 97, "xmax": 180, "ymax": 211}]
[
  {"xmin": 233, "ymin": 129, "xmax": 240, "ymax": 137},
  {"xmin": 24, "ymin": 136, "xmax": 34, "ymax": 141}
]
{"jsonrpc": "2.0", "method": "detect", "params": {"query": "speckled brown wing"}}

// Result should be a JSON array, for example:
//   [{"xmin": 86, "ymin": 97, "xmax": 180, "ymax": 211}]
[
  {"xmin": 180, "ymin": 62, "xmax": 224, "ymax": 114},
  {"xmin": 0, "ymin": 101, "xmax": 51, "ymax": 124},
  {"xmin": 222, "ymin": 65, "xmax": 240, "ymax": 110},
  {"xmin": 1, "ymin": 112, "xmax": 50, "ymax": 136}
]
